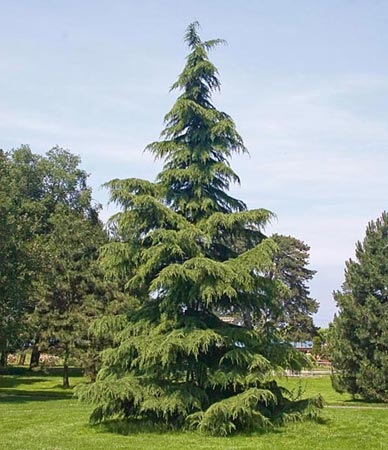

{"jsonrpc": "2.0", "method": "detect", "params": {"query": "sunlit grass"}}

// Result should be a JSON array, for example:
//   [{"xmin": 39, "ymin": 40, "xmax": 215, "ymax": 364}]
[
  {"xmin": 278, "ymin": 374, "xmax": 388, "ymax": 406},
  {"xmin": 0, "ymin": 368, "xmax": 387, "ymax": 450}
]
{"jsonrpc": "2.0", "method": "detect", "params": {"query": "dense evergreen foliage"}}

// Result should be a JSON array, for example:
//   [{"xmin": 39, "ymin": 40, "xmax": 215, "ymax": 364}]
[
  {"xmin": 329, "ymin": 212, "xmax": 388, "ymax": 402},
  {"xmin": 77, "ymin": 23, "xmax": 322, "ymax": 435},
  {"xmin": 270, "ymin": 234, "xmax": 318, "ymax": 341}
]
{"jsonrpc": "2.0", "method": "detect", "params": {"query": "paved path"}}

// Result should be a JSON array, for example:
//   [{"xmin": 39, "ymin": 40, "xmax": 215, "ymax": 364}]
[
  {"xmin": 284, "ymin": 370, "xmax": 332, "ymax": 376},
  {"xmin": 326, "ymin": 405, "xmax": 388, "ymax": 410}
]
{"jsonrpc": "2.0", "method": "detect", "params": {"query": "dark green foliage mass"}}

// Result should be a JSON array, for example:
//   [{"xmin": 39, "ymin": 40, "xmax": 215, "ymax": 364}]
[
  {"xmin": 270, "ymin": 234, "xmax": 318, "ymax": 341},
  {"xmin": 32, "ymin": 206, "xmax": 105, "ymax": 386},
  {"xmin": 25, "ymin": 148, "xmax": 114, "ymax": 386},
  {"xmin": 330, "ymin": 212, "xmax": 388, "ymax": 402},
  {"xmin": 0, "ymin": 147, "xmax": 43, "ymax": 365},
  {"xmin": 0, "ymin": 146, "xmax": 121, "ymax": 385},
  {"xmin": 77, "ymin": 23, "xmax": 322, "ymax": 435}
]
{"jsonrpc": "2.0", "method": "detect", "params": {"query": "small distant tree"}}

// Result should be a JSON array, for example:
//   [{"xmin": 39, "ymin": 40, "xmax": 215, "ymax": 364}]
[
  {"xmin": 311, "ymin": 329, "xmax": 328, "ymax": 360},
  {"xmin": 329, "ymin": 212, "xmax": 388, "ymax": 402}
]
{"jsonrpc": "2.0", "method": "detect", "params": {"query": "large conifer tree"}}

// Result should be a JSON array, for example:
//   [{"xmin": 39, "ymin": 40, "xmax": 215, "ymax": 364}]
[{"xmin": 77, "ymin": 23, "xmax": 322, "ymax": 435}]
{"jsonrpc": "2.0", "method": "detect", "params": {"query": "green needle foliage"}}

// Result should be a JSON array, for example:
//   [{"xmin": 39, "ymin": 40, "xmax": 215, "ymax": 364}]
[
  {"xmin": 270, "ymin": 234, "xmax": 318, "ymax": 342},
  {"xmin": 146, "ymin": 22, "xmax": 246, "ymax": 222},
  {"xmin": 330, "ymin": 212, "xmax": 388, "ymax": 402},
  {"xmin": 77, "ymin": 22, "xmax": 322, "ymax": 435}
]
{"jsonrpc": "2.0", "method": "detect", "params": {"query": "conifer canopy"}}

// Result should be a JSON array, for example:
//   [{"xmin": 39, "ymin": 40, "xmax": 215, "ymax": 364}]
[
  {"xmin": 330, "ymin": 212, "xmax": 388, "ymax": 402},
  {"xmin": 77, "ymin": 22, "xmax": 322, "ymax": 435}
]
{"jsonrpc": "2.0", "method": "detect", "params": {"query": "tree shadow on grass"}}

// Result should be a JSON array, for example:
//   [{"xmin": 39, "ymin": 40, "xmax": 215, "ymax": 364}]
[
  {"xmin": 342, "ymin": 397, "xmax": 387, "ymax": 406},
  {"xmin": 0, "ymin": 366, "xmax": 83, "ymax": 377},
  {"xmin": 92, "ymin": 414, "xmax": 330, "ymax": 438},
  {"xmin": 0, "ymin": 388, "xmax": 73, "ymax": 404},
  {"xmin": 314, "ymin": 415, "xmax": 330, "ymax": 425},
  {"xmin": 95, "ymin": 419, "xmax": 172, "ymax": 436},
  {"xmin": 0, "ymin": 375, "xmax": 50, "ymax": 389},
  {"xmin": 0, "ymin": 367, "xmax": 84, "ymax": 393}
]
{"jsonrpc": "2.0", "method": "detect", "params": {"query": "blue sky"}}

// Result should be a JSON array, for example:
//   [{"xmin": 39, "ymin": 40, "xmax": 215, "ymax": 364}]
[{"xmin": 1, "ymin": 0, "xmax": 388, "ymax": 326}]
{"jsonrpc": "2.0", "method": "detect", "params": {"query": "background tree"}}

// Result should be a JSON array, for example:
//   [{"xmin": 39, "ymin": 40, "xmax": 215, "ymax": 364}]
[
  {"xmin": 77, "ymin": 22, "xmax": 322, "ymax": 435},
  {"xmin": 23, "ymin": 148, "xmax": 111, "ymax": 385},
  {"xmin": 0, "ymin": 145, "xmax": 116, "ymax": 383},
  {"xmin": 20, "ymin": 146, "xmax": 94, "ymax": 368},
  {"xmin": 33, "ymin": 206, "xmax": 106, "ymax": 387},
  {"xmin": 0, "ymin": 148, "xmax": 43, "ymax": 366},
  {"xmin": 311, "ymin": 328, "xmax": 329, "ymax": 360},
  {"xmin": 329, "ymin": 212, "xmax": 388, "ymax": 402},
  {"xmin": 269, "ymin": 234, "xmax": 318, "ymax": 342}
]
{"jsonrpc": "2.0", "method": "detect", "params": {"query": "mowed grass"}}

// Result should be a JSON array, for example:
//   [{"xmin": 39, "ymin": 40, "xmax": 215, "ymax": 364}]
[
  {"xmin": 278, "ymin": 374, "xmax": 387, "ymax": 406},
  {"xmin": 0, "ymin": 368, "xmax": 387, "ymax": 450}
]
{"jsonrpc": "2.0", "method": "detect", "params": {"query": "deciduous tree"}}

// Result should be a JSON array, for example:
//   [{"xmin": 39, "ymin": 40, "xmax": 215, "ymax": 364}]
[
  {"xmin": 0, "ymin": 146, "xmax": 115, "ymax": 385},
  {"xmin": 0, "ymin": 148, "xmax": 43, "ymax": 366}
]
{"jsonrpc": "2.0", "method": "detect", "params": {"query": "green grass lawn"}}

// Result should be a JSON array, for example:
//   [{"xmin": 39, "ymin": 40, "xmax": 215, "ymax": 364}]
[
  {"xmin": 278, "ymin": 374, "xmax": 387, "ymax": 406},
  {"xmin": 0, "ymin": 368, "xmax": 387, "ymax": 450}
]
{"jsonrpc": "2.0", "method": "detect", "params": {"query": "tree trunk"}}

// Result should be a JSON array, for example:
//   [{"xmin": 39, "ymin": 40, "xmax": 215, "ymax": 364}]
[
  {"xmin": 0, "ymin": 351, "xmax": 8, "ymax": 368},
  {"xmin": 18, "ymin": 351, "xmax": 27, "ymax": 365},
  {"xmin": 88, "ymin": 367, "xmax": 97, "ymax": 382},
  {"xmin": 242, "ymin": 311, "xmax": 253, "ymax": 329},
  {"xmin": 63, "ymin": 354, "xmax": 70, "ymax": 388},
  {"xmin": 29, "ymin": 345, "xmax": 40, "ymax": 369}
]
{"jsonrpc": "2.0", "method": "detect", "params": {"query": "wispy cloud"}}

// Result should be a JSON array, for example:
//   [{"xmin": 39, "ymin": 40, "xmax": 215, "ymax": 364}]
[{"xmin": 3, "ymin": 0, "xmax": 388, "ymax": 334}]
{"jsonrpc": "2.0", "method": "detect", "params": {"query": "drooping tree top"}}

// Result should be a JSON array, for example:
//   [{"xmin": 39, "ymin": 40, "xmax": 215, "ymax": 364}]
[{"xmin": 146, "ymin": 22, "xmax": 247, "ymax": 222}]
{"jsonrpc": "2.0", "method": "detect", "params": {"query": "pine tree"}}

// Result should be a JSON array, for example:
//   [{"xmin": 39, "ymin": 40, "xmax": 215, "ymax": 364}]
[
  {"xmin": 329, "ymin": 212, "xmax": 388, "ymax": 402},
  {"xmin": 77, "ymin": 22, "xmax": 322, "ymax": 435}
]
